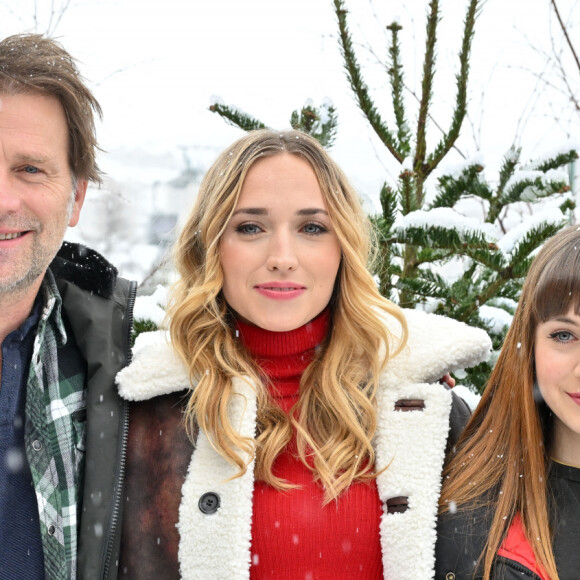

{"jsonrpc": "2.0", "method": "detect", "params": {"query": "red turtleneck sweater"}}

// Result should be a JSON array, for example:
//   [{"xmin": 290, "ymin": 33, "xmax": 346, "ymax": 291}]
[{"xmin": 236, "ymin": 310, "xmax": 384, "ymax": 579}]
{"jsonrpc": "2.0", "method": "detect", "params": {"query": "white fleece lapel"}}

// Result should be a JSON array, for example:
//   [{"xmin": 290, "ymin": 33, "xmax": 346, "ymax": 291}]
[
  {"xmin": 178, "ymin": 377, "xmax": 257, "ymax": 580},
  {"xmin": 375, "ymin": 380, "xmax": 452, "ymax": 580},
  {"xmin": 116, "ymin": 330, "xmax": 190, "ymax": 400}
]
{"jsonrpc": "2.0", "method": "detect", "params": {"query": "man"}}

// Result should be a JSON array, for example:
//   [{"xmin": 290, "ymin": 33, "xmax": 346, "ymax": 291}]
[{"xmin": 0, "ymin": 34, "xmax": 136, "ymax": 580}]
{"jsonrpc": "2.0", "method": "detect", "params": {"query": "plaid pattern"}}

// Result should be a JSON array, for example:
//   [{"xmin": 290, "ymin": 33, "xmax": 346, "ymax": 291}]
[{"xmin": 25, "ymin": 271, "xmax": 87, "ymax": 580}]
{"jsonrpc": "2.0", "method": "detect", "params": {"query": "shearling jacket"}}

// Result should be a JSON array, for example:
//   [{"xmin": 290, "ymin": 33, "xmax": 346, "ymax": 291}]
[{"xmin": 116, "ymin": 309, "xmax": 491, "ymax": 580}]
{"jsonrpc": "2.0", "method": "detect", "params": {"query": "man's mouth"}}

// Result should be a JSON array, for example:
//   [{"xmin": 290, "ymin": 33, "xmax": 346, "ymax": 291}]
[{"xmin": 0, "ymin": 232, "xmax": 24, "ymax": 240}]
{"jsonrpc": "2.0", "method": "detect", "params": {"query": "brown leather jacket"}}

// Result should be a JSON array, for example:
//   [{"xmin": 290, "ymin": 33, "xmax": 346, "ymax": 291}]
[{"xmin": 118, "ymin": 392, "xmax": 194, "ymax": 579}]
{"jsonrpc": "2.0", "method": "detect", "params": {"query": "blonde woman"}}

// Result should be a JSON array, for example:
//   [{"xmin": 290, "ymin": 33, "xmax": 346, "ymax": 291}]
[
  {"xmin": 436, "ymin": 225, "xmax": 580, "ymax": 579},
  {"xmin": 116, "ymin": 129, "xmax": 490, "ymax": 579}
]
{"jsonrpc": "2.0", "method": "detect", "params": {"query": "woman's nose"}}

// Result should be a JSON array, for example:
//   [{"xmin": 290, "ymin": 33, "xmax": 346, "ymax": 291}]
[{"xmin": 266, "ymin": 230, "xmax": 298, "ymax": 271}]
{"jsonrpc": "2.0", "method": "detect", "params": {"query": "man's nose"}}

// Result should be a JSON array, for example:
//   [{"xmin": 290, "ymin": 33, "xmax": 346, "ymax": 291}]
[{"xmin": 0, "ymin": 171, "xmax": 21, "ymax": 213}]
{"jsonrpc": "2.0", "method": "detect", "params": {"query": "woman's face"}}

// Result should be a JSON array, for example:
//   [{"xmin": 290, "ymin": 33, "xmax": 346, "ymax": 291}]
[
  {"xmin": 220, "ymin": 153, "xmax": 341, "ymax": 332},
  {"xmin": 535, "ymin": 308, "xmax": 580, "ymax": 463}
]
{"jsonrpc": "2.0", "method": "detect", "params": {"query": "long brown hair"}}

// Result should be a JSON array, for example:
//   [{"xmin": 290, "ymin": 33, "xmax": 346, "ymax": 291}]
[
  {"xmin": 440, "ymin": 224, "xmax": 580, "ymax": 579},
  {"xmin": 168, "ymin": 129, "xmax": 407, "ymax": 502}
]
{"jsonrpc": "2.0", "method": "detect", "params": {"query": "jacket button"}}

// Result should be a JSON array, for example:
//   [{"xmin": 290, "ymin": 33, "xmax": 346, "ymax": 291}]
[
  {"xmin": 48, "ymin": 524, "xmax": 56, "ymax": 536},
  {"xmin": 32, "ymin": 440, "xmax": 43, "ymax": 451},
  {"xmin": 446, "ymin": 573, "xmax": 456, "ymax": 580},
  {"xmin": 198, "ymin": 492, "xmax": 220, "ymax": 514}
]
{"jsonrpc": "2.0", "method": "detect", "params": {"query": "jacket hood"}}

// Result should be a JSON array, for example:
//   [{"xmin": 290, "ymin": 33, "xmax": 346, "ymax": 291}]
[{"xmin": 50, "ymin": 241, "xmax": 119, "ymax": 300}]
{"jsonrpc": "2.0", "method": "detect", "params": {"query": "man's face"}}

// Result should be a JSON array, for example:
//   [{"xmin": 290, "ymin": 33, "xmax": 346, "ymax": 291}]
[{"xmin": 0, "ymin": 92, "xmax": 87, "ymax": 297}]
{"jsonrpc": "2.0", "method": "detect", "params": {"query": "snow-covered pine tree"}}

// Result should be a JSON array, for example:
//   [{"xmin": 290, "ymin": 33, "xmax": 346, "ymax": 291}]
[
  {"xmin": 210, "ymin": 0, "xmax": 577, "ymax": 392},
  {"xmin": 335, "ymin": 0, "xmax": 577, "ymax": 390}
]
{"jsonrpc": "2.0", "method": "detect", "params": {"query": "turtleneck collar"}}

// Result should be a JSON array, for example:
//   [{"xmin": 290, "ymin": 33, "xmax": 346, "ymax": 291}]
[
  {"xmin": 234, "ymin": 308, "xmax": 330, "ymax": 406},
  {"xmin": 235, "ymin": 308, "xmax": 330, "ymax": 359}
]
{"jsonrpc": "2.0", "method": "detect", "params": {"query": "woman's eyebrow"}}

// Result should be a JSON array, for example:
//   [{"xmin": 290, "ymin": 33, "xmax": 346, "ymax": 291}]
[
  {"xmin": 231, "ymin": 208, "xmax": 268, "ymax": 216},
  {"xmin": 231, "ymin": 207, "xmax": 329, "ymax": 217},
  {"xmin": 548, "ymin": 315, "xmax": 580, "ymax": 326},
  {"xmin": 297, "ymin": 208, "xmax": 329, "ymax": 216}
]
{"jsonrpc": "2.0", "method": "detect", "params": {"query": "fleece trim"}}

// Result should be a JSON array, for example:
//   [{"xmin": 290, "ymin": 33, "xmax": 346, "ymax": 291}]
[
  {"xmin": 116, "ymin": 310, "xmax": 491, "ymax": 579},
  {"xmin": 116, "ymin": 331, "xmax": 189, "ymax": 399},
  {"xmin": 381, "ymin": 308, "xmax": 491, "ymax": 383},
  {"xmin": 375, "ymin": 381, "xmax": 452, "ymax": 579},
  {"xmin": 178, "ymin": 377, "xmax": 257, "ymax": 580}
]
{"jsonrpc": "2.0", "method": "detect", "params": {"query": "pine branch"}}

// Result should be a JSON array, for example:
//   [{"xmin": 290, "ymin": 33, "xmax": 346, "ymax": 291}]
[
  {"xmin": 379, "ymin": 181, "xmax": 399, "ymax": 227},
  {"xmin": 457, "ymin": 223, "xmax": 559, "ymax": 320},
  {"xmin": 396, "ymin": 224, "xmax": 495, "ymax": 254},
  {"xmin": 400, "ymin": 170, "xmax": 415, "ymax": 213},
  {"xmin": 533, "ymin": 149, "xmax": 578, "ymax": 172},
  {"xmin": 426, "ymin": 0, "xmax": 480, "ymax": 173},
  {"xmin": 209, "ymin": 103, "xmax": 267, "ymax": 132},
  {"xmin": 387, "ymin": 22, "xmax": 411, "ymax": 156},
  {"xmin": 396, "ymin": 274, "xmax": 450, "ymax": 301},
  {"xmin": 430, "ymin": 161, "xmax": 493, "ymax": 209},
  {"xmin": 501, "ymin": 175, "xmax": 570, "ymax": 206},
  {"xmin": 487, "ymin": 148, "xmax": 520, "ymax": 223},
  {"xmin": 414, "ymin": 0, "xmax": 440, "ymax": 203},
  {"xmin": 290, "ymin": 102, "xmax": 338, "ymax": 148},
  {"xmin": 333, "ymin": 0, "xmax": 403, "ymax": 161},
  {"xmin": 457, "ymin": 274, "xmax": 510, "ymax": 321},
  {"xmin": 414, "ymin": 247, "xmax": 457, "ymax": 265},
  {"xmin": 462, "ymin": 246, "xmax": 507, "ymax": 271},
  {"xmin": 507, "ymin": 222, "xmax": 564, "ymax": 277}
]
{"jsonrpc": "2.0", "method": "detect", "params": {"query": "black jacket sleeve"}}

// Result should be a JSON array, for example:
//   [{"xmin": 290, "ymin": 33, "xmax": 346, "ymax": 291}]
[{"xmin": 445, "ymin": 389, "xmax": 472, "ymax": 455}]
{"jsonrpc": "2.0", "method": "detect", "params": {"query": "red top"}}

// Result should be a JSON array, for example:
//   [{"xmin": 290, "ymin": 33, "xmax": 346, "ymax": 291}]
[
  {"xmin": 236, "ymin": 310, "xmax": 384, "ymax": 579},
  {"xmin": 498, "ymin": 513, "xmax": 550, "ymax": 580}
]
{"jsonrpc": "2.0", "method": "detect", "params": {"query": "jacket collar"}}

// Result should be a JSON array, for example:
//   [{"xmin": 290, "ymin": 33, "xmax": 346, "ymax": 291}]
[
  {"xmin": 49, "ymin": 241, "xmax": 118, "ymax": 300},
  {"xmin": 117, "ymin": 308, "xmax": 491, "ymax": 402}
]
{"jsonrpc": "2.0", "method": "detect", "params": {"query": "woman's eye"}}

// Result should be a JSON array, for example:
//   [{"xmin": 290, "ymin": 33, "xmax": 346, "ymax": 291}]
[
  {"xmin": 236, "ymin": 223, "xmax": 261, "ymax": 235},
  {"xmin": 550, "ymin": 330, "xmax": 575, "ymax": 343},
  {"xmin": 303, "ymin": 223, "xmax": 327, "ymax": 235}
]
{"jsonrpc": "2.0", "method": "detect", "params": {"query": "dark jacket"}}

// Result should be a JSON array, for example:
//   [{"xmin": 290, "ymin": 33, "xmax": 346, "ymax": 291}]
[
  {"xmin": 435, "ymin": 505, "xmax": 545, "ymax": 579},
  {"xmin": 50, "ymin": 242, "xmax": 137, "ymax": 580}
]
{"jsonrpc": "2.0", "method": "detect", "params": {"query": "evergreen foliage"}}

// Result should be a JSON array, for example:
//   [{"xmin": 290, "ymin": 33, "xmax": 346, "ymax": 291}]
[
  {"xmin": 210, "ymin": 0, "xmax": 578, "ymax": 392},
  {"xmin": 210, "ymin": 99, "xmax": 338, "ymax": 148}
]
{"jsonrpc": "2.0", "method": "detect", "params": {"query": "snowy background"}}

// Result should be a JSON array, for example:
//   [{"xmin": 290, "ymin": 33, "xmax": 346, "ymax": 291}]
[{"xmin": 1, "ymin": 0, "xmax": 578, "ymax": 288}]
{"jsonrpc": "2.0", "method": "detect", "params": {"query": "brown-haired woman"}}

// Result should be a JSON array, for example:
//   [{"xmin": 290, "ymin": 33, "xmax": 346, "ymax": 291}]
[
  {"xmin": 436, "ymin": 225, "xmax": 580, "ymax": 579},
  {"xmin": 116, "ymin": 129, "xmax": 490, "ymax": 579}
]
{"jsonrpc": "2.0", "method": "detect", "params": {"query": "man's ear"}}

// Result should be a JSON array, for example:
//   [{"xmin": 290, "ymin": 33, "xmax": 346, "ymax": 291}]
[{"xmin": 68, "ymin": 179, "xmax": 88, "ymax": 227}]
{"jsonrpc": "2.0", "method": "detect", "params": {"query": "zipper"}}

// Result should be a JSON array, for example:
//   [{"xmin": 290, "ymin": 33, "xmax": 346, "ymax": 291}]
[{"xmin": 101, "ymin": 280, "xmax": 137, "ymax": 579}]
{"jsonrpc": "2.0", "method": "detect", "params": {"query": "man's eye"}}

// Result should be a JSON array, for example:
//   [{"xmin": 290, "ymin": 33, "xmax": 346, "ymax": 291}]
[{"xmin": 24, "ymin": 166, "xmax": 40, "ymax": 174}]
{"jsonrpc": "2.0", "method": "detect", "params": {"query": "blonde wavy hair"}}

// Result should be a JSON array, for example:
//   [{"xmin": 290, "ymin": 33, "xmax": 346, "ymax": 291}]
[{"xmin": 168, "ymin": 129, "xmax": 406, "ymax": 502}]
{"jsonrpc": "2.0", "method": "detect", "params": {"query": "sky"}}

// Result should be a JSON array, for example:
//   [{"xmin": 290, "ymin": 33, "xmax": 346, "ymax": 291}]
[{"xmin": 0, "ymin": 0, "xmax": 578, "ymax": 210}]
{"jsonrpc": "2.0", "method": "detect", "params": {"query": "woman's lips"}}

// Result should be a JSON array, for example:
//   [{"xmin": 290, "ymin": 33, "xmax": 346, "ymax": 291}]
[
  {"xmin": 254, "ymin": 282, "xmax": 306, "ymax": 300},
  {"xmin": 567, "ymin": 392, "xmax": 580, "ymax": 406}
]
